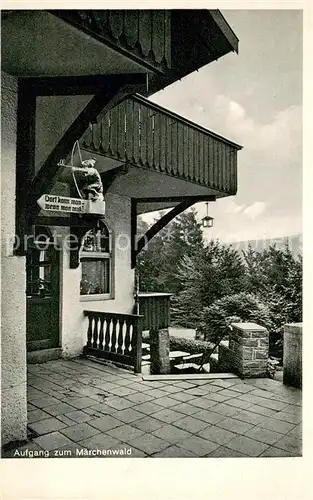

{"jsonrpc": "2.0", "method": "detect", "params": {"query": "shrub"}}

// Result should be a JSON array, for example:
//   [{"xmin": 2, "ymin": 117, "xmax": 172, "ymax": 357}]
[
  {"xmin": 197, "ymin": 292, "xmax": 274, "ymax": 344},
  {"xmin": 169, "ymin": 336, "xmax": 213, "ymax": 354},
  {"xmin": 142, "ymin": 333, "xmax": 213, "ymax": 355}
]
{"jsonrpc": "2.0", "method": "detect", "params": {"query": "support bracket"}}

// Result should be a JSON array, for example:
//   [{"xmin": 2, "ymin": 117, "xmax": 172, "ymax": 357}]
[{"xmin": 131, "ymin": 195, "xmax": 216, "ymax": 269}]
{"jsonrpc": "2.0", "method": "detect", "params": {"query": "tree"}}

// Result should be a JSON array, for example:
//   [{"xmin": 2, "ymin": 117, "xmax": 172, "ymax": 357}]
[
  {"xmin": 136, "ymin": 207, "xmax": 204, "ymax": 293},
  {"xmin": 171, "ymin": 240, "xmax": 247, "ymax": 327},
  {"xmin": 243, "ymin": 243, "xmax": 302, "ymax": 325}
]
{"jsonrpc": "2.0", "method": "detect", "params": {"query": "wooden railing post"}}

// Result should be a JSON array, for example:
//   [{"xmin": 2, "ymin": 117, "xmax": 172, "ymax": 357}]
[{"xmin": 134, "ymin": 316, "xmax": 143, "ymax": 374}]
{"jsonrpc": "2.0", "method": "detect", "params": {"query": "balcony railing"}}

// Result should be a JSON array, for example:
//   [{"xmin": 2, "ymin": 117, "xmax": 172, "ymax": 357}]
[
  {"xmin": 81, "ymin": 95, "xmax": 241, "ymax": 195},
  {"xmin": 83, "ymin": 310, "xmax": 143, "ymax": 373}
]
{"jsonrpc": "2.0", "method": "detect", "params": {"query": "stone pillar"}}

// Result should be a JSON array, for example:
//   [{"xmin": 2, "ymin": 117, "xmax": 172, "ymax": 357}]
[
  {"xmin": 283, "ymin": 323, "xmax": 302, "ymax": 388},
  {"xmin": 229, "ymin": 322, "xmax": 269, "ymax": 377},
  {"xmin": 149, "ymin": 328, "xmax": 170, "ymax": 374}
]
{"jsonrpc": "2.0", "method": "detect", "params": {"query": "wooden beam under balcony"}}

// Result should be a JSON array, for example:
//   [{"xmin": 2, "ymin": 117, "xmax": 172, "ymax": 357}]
[
  {"xmin": 22, "ymin": 74, "xmax": 147, "ymax": 97},
  {"xmin": 131, "ymin": 196, "xmax": 215, "ymax": 268}
]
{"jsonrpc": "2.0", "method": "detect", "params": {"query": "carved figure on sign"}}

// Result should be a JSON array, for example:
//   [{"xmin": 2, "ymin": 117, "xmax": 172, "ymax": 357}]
[{"xmin": 72, "ymin": 158, "xmax": 104, "ymax": 202}]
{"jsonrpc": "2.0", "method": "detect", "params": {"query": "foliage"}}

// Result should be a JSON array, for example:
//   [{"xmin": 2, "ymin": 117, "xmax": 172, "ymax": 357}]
[
  {"xmin": 136, "ymin": 208, "xmax": 203, "ymax": 293},
  {"xmin": 243, "ymin": 243, "xmax": 302, "ymax": 355},
  {"xmin": 171, "ymin": 240, "xmax": 247, "ymax": 328},
  {"xmin": 197, "ymin": 292, "xmax": 274, "ymax": 343},
  {"xmin": 137, "ymin": 208, "xmax": 302, "ymax": 362},
  {"xmin": 142, "ymin": 333, "xmax": 213, "ymax": 355}
]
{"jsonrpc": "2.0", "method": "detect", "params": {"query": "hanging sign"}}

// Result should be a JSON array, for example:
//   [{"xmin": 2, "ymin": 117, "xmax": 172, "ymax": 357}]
[{"xmin": 37, "ymin": 194, "xmax": 105, "ymax": 216}]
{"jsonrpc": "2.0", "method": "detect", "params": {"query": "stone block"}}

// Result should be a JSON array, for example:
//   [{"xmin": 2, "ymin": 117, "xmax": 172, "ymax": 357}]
[
  {"xmin": 149, "ymin": 328, "xmax": 170, "ymax": 375},
  {"xmin": 258, "ymin": 338, "xmax": 270, "ymax": 347},
  {"xmin": 253, "ymin": 350, "xmax": 268, "ymax": 360},
  {"xmin": 283, "ymin": 323, "xmax": 302, "ymax": 388},
  {"xmin": 231, "ymin": 322, "xmax": 267, "ymax": 336}
]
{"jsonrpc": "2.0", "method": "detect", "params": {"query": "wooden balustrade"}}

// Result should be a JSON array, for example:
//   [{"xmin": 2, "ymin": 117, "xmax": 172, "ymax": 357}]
[
  {"xmin": 82, "ymin": 95, "xmax": 241, "ymax": 196},
  {"xmin": 83, "ymin": 310, "xmax": 143, "ymax": 373}
]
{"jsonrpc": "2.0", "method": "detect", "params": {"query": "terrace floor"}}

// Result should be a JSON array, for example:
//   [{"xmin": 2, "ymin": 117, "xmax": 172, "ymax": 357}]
[{"xmin": 3, "ymin": 358, "xmax": 302, "ymax": 458}]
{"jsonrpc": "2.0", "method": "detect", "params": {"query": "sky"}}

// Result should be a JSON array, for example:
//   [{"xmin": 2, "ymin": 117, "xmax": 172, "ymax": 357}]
[{"xmin": 146, "ymin": 9, "xmax": 303, "ymax": 243}]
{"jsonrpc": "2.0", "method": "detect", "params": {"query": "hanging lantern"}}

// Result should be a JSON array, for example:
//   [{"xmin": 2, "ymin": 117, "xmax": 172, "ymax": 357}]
[{"xmin": 202, "ymin": 202, "xmax": 214, "ymax": 228}]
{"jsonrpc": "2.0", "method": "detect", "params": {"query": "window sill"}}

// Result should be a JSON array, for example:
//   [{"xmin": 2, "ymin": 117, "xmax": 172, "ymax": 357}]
[{"xmin": 80, "ymin": 294, "xmax": 113, "ymax": 302}]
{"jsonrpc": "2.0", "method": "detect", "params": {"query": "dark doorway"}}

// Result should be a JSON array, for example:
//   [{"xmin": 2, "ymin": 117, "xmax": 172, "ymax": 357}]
[{"xmin": 26, "ymin": 227, "xmax": 60, "ymax": 351}]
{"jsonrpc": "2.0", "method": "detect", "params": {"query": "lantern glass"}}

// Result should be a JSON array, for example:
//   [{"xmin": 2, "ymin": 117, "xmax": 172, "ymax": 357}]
[{"xmin": 202, "ymin": 216, "xmax": 214, "ymax": 228}]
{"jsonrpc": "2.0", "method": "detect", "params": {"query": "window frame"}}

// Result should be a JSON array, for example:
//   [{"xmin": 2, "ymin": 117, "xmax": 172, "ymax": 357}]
[{"xmin": 79, "ymin": 224, "xmax": 114, "ymax": 301}]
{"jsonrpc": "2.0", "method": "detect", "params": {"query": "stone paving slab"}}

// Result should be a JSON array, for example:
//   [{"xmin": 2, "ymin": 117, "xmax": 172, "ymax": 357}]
[
  {"xmin": 57, "ymin": 414, "xmax": 78, "ymax": 426},
  {"xmin": 111, "ymin": 408, "xmax": 146, "ymax": 423},
  {"xmin": 28, "ymin": 409, "xmax": 53, "ymax": 424},
  {"xmin": 198, "ymin": 425, "xmax": 238, "ymax": 445},
  {"xmin": 189, "ymin": 397, "xmax": 219, "ymax": 410},
  {"xmin": 152, "ymin": 445, "xmax": 197, "ymax": 458},
  {"xmin": 152, "ymin": 424, "xmax": 193, "ymax": 444},
  {"xmin": 174, "ymin": 415, "xmax": 209, "ymax": 434},
  {"xmin": 88, "ymin": 415, "xmax": 123, "ymax": 432},
  {"xmin": 78, "ymin": 433, "xmax": 122, "ymax": 451},
  {"xmin": 274, "ymin": 435, "xmax": 302, "ymax": 454},
  {"xmin": 127, "ymin": 433, "xmax": 170, "ymax": 455},
  {"xmin": 170, "ymin": 402, "xmax": 201, "ymax": 416},
  {"xmin": 132, "ymin": 416, "xmax": 165, "ymax": 433},
  {"xmin": 152, "ymin": 408, "xmax": 186, "ymax": 424},
  {"xmin": 134, "ymin": 402, "xmax": 165, "ymax": 416},
  {"xmin": 207, "ymin": 446, "xmax": 246, "ymax": 458},
  {"xmin": 9, "ymin": 358, "xmax": 301, "ymax": 460},
  {"xmin": 30, "ymin": 396, "xmax": 61, "ymax": 408},
  {"xmin": 260, "ymin": 446, "xmax": 300, "ymax": 457},
  {"xmin": 28, "ymin": 417, "xmax": 68, "ymax": 435},
  {"xmin": 192, "ymin": 409, "xmax": 226, "ymax": 425},
  {"xmin": 33, "ymin": 431, "xmax": 75, "ymax": 451},
  {"xmin": 171, "ymin": 392, "xmax": 198, "ymax": 403},
  {"xmin": 226, "ymin": 435, "xmax": 269, "ymax": 457},
  {"xmin": 244, "ymin": 426, "xmax": 284, "ymax": 445},
  {"xmin": 60, "ymin": 423, "xmax": 101, "ymax": 442},
  {"xmin": 207, "ymin": 403, "xmax": 241, "ymax": 418},
  {"xmin": 64, "ymin": 410, "xmax": 93, "ymax": 423},
  {"xmin": 245, "ymin": 404, "xmax": 278, "ymax": 417},
  {"xmin": 216, "ymin": 417, "xmax": 254, "ymax": 435},
  {"xmin": 106, "ymin": 424, "xmax": 145, "ymax": 443},
  {"xmin": 179, "ymin": 435, "xmax": 220, "ymax": 456}
]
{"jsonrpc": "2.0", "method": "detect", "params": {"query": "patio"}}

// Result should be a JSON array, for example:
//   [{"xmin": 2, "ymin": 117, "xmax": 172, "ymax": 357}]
[{"xmin": 3, "ymin": 358, "xmax": 302, "ymax": 458}]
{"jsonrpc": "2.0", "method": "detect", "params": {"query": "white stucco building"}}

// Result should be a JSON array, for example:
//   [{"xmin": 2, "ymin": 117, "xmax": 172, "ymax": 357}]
[{"xmin": 1, "ymin": 9, "xmax": 241, "ymax": 447}]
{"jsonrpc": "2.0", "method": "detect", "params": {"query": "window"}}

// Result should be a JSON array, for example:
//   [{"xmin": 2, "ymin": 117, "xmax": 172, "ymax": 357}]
[
  {"xmin": 80, "ymin": 224, "xmax": 112, "ymax": 298},
  {"xmin": 26, "ymin": 226, "xmax": 55, "ymax": 298}
]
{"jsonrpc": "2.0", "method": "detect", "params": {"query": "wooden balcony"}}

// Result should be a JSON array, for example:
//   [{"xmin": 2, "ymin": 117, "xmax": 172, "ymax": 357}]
[
  {"xmin": 81, "ymin": 95, "xmax": 242, "ymax": 197},
  {"xmin": 83, "ymin": 310, "xmax": 143, "ymax": 373}
]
